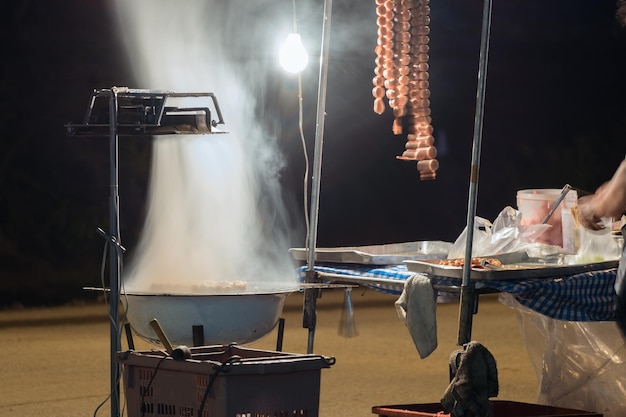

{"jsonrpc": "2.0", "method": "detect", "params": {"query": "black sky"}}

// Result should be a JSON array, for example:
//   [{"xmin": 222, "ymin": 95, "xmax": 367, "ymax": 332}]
[{"xmin": 1, "ymin": 0, "xmax": 625, "ymax": 306}]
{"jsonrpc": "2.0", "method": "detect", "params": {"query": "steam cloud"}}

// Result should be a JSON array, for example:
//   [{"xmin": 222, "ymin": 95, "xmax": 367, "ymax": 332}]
[{"xmin": 113, "ymin": 0, "xmax": 300, "ymax": 294}]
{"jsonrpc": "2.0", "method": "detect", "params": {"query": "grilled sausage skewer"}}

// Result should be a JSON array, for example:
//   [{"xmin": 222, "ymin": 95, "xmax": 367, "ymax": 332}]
[{"xmin": 370, "ymin": 0, "xmax": 439, "ymax": 180}]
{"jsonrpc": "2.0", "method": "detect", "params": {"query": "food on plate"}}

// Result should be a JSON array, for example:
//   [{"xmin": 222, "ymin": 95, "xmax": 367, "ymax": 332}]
[
  {"xmin": 438, "ymin": 257, "xmax": 503, "ymax": 269},
  {"xmin": 142, "ymin": 280, "xmax": 249, "ymax": 294}
]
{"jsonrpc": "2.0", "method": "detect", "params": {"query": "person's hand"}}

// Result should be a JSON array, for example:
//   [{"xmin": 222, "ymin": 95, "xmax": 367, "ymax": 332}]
[{"xmin": 577, "ymin": 195, "xmax": 605, "ymax": 231}]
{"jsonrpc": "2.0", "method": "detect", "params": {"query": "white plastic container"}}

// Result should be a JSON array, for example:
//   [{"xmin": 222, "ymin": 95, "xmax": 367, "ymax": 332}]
[
  {"xmin": 516, "ymin": 189, "xmax": 578, "ymax": 250},
  {"xmin": 560, "ymin": 205, "xmax": 579, "ymax": 254}
]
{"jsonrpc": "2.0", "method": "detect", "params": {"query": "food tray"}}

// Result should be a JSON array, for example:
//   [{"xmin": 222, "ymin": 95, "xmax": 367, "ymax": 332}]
[
  {"xmin": 372, "ymin": 401, "xmax": 602, "ymax": 416},
  {"xmin": 404, "ymin": 258, "xmax": 619, "ymax": 280},
  {"xmin": 289, "ymin": 241, "xmax": 452, "ymax": 265}
]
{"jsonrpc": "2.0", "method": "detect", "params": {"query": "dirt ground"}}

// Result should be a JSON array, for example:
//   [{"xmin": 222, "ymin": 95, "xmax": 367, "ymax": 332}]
[{"xmin": 0, "ymin": 290, "xmax": 538, "ymax": 417}]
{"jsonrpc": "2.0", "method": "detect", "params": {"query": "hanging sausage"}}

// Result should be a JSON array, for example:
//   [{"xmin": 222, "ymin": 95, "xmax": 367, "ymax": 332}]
[{"xmin": 373, "ymin": 0, "xmax": 438, "ymax": 180}]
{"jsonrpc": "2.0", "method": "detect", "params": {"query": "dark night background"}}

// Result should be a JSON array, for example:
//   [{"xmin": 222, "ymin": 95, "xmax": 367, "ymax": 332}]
[{"xmin": 1, "ymin": 0, "xmax": 625, "ymax": 308}]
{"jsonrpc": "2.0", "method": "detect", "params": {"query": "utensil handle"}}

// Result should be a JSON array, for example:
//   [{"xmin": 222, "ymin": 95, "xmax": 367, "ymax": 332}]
[
  {"xmin": 149, "ymin": 318, "xmax": 174, "ymax": 354},
  {"xmin": 542, "ymin": 184, "xmax": 572, "ymax": 224}
]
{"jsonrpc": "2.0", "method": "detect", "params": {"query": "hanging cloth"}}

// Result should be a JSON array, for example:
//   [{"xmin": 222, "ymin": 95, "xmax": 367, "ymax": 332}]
[{"xmin": 441, "ymin": 341, "xmax": 499, "ymax": 417}]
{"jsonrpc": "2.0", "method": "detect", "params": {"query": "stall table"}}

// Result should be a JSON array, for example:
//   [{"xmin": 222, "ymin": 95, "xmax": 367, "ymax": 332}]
[
  {"xmin": 297, "ymin": 263, "xmax": 626, "ymax": 417},
  {"xmin": 297, "ymin": 264, "xmax": 617, "ymax": 322}
]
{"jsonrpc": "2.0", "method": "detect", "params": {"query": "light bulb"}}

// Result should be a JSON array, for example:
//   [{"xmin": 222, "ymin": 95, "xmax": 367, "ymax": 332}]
[{"xmin": 279, "ymin": 33, "xmax": 308, "ymax": 74}]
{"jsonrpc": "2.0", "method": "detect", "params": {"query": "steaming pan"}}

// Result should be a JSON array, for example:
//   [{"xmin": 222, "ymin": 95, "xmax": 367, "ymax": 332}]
[
  {"xmin": 289, "ymin": 241, "xmax": 452, "ymax": 265},
  {"xmin": 122, "ymin": 290, "xmax": 291, "ymax": 347}
]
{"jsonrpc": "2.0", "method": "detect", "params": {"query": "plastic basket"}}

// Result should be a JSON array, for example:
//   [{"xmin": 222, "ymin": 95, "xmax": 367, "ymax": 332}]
[
  {"xmin": 372, "ymin": 401, "xmax": 602, "ymax": 417},
  {"xmin": 117, "ymin": 344, "xmax": 335, "ymax": 417}
]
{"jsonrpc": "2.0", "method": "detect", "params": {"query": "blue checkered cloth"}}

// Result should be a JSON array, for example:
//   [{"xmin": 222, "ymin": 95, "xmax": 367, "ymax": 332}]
[
  {"xmin": 297, "ymin": 264, "xmax": 618, "ymax": 322},
  {"xmin": 298, "ymin": 264, "xmax": 413, "ymax": 295},
  {"xmin": 474, "ymin": 269, "xmax": 617, "ymax": 321}
]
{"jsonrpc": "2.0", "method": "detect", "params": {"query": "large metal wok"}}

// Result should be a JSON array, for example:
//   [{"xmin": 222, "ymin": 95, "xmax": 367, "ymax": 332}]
[{"xmin": 122, "ymin": 289, "xmax": 294, "ymax": 347}]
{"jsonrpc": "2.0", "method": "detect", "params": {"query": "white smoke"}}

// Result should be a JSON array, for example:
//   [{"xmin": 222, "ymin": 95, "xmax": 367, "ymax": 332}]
[{"xmin": 113, "ymin": 0, "xmax": 300, "ymax": 294}]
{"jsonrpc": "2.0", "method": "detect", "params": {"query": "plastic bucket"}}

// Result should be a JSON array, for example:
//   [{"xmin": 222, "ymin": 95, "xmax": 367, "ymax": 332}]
[{"xmin": 516, "ymin": 189, "xmax": 578, "ymax": 249}]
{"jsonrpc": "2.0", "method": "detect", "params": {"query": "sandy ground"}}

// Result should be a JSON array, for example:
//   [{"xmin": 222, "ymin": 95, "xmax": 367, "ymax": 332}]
[{"xmin": 0, "ymin": 290, "xmax": 538, "ymax": 417}]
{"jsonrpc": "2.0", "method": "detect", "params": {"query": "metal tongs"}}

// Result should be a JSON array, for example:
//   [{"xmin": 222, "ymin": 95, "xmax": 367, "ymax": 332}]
[{"xmin": 542, "ymin": 184, "xmax": 572, "ymax": 224}]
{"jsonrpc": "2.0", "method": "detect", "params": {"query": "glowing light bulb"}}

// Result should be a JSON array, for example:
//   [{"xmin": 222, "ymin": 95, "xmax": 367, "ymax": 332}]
[{"xmin": 279, "ymin": 33, "xmax": 308, "ymax": 74}]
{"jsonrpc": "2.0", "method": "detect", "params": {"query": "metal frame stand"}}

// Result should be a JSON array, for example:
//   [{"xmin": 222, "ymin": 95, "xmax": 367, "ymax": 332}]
[
  {"xmin": 67, "ymin": 87, "xmax": 226, "ymax": 417},
  {"xmin": 303, "ymin": 0, "xmax": 334, "ymax": 355},
  {"xmin": 458, "ymin": 0, "xmax": 493, "ymax": 345},
  {"xmin": 107, "ymin": 89, "xmax": 123, "ymax": 417}
]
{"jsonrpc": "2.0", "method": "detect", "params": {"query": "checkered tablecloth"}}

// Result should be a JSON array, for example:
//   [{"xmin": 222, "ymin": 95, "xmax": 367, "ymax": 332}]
[{"xmin": 297, "ymin": 264, "xmax": 618, "ymax": 322}]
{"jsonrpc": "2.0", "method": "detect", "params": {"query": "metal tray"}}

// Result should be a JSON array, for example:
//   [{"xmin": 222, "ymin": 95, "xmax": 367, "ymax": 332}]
[
  {"xmin": 289, "ymin": 241, "xmax": 452, "ymax": 265},
  {"xmin": 404, "ymin": 258, "xmax": 619, "ymax": 280}
]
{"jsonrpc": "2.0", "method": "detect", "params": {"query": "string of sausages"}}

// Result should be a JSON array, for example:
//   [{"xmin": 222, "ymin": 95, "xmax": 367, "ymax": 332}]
[{"xmin": 373, "ymin": 0, "xmax": 438, "ymax": 180}]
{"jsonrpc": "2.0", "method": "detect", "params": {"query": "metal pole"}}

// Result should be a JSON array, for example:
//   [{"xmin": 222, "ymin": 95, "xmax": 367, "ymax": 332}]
[
  {"xmin": 108, "ymin": 87, "xmax": 122, "ymax": 417},
  {"xmin": 303, "ymin": 0, "xmax": 333, "ymax": 354},
  {"xmin": 458, "ymin": 0, "xmax": 493, "ymax": 345}
]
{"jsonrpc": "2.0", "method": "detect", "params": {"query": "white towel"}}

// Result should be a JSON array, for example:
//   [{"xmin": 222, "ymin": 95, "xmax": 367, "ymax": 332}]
[{"xmin": 395, "ymin": 274, "xmax": 438, "ymax": 359}]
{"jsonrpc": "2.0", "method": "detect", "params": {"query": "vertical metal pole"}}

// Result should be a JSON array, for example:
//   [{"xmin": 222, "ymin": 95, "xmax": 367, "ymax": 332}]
[
  {"xmin": 108, "ymin": 88, "xmax": 122, "ymax": 417},
  {"xmin": 303, "ymin": 0, "xmax": 333, "ymax": 355},
  {"xmin": 458, "ymin": 0, "xmax": 493, "ymax": 345}
]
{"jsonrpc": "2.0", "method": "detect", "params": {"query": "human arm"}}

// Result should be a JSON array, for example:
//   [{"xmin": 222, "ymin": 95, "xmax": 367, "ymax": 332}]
[{"xmin": 577, "ymin": 158, "xmax": 626, "ymax": 231}]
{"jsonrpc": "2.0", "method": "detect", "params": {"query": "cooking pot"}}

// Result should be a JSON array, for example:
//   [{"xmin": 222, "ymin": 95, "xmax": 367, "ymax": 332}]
[{"xmin": 122, "ymin": 290, "xmax": 292, "ymax": 347}]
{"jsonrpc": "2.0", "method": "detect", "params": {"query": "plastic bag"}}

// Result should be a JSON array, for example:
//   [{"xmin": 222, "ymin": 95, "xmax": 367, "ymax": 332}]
[
  {"xmin": 448, "ymin": 206, "xmax": 551, "ymax": 259},
  {"xmin": 500, "ymin": 293, "xmax": 626, "ymax": 417},
  {"xmin": 572, "ymin": 221, "xmax": 621, "ymax": 263}
]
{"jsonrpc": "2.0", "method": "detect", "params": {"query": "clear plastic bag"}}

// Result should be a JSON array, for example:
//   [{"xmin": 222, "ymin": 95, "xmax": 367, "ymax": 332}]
[
  {"xmin": 572, "ymin": 221, "xmax": 621, "ymax": 263},
  {"xmin": 500, "ymin": 293, "xmax": 626, "ymax": 417},
  {"xmin": 448, "ymin": 206, "xmax": 551, "ymax": 259}
]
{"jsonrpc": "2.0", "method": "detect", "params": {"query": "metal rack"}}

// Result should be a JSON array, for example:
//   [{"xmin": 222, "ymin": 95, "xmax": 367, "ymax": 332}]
[
  {"xmin": 66, "ymin": 87, "xmax": 226, "ymax": 417},
  {"xmin": 66, "ymin": 88, "xmax": 226, "ymax": 137}
]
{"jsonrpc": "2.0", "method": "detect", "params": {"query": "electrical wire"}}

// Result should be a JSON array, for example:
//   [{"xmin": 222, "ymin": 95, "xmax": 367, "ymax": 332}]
[
  {"xmin": 92, "ymin": 234, "xmax": 130, "ymax": 417},
  {"xmin": 288, "ymin": 0, "xmax": 311, "ymax": 250},
  {"xmin": 139, "ymin": 356, "xmax": 168, "ymax": 417},
  {"xmin": 197, "ymin": 356, "xmax": 242, "ymax": 417},
  {"xmin": 92, "ymin": 238, "xmax": 114, "ymax": 417},
  {"xmin": 298, "ymin": 73, "xmax": 311, "ymax": 250}
]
